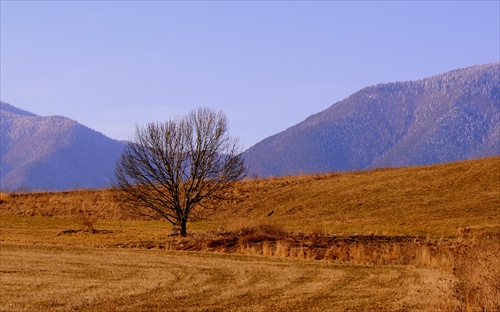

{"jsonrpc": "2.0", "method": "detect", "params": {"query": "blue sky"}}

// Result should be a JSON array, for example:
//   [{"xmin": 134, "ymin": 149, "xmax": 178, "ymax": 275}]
[{"xmin": 1, "ymin": 1, "xmax": 499, "ymax": 148}]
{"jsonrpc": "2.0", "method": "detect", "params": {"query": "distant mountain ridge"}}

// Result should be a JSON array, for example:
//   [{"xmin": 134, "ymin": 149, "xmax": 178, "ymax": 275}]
[
  {"xmin": 1, "ymin": 102, "xmax": 125, "ymax": 191},
  {"xmin": 2, "ymin": 63, "xmax": 498, "ymax": 189},
  {"xmin": 244, "ymin": 62, "xmax": 500, "ymax": 177}
]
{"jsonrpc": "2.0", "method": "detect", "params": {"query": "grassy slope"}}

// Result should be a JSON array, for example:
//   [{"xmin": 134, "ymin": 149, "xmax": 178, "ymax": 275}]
[
  {"xmin": 212, "ymin": 156, "xmax": 500, "ymax": 236},
  {"xmin": 1, "ymin": 157, "xmax": 499, "ymax": 311},
  {"xmin": 4, "ymin": 156, "xmax": 498, "ymax": 236}
]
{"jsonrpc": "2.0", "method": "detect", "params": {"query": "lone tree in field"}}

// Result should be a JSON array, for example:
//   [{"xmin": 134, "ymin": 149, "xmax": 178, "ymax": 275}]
[{"xmin": 114, "ymin": 107, "xmax": 247, "ymax": 237}]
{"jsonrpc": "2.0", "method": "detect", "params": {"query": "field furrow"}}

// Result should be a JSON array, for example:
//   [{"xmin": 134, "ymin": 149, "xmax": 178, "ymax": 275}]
[{"xmin": 0, "ymin": 243, "xmax": 454, "ymax": 311}]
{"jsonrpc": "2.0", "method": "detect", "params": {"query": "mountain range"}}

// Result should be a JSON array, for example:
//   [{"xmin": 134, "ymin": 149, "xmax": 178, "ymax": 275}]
[
  {"xmin": 244, "ymin": 62, "xmax": 499, "ymax": 177},
  {"xmin": 1, "ymin": 62, "xmax": 499, "ymax": 190},
  {"xmin": 0, "ymin": 102, "xmax": 125, "ymax": 191}
]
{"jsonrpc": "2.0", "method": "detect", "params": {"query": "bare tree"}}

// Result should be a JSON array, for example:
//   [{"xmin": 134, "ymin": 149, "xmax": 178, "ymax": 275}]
[{"xmin": 114, "ymin": 107, "xmax": 247, "ymax": 237}]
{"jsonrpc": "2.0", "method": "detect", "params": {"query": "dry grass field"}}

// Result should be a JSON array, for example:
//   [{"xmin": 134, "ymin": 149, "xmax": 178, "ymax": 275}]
[
  {"xmin": 1, "ymin": 243, "xmax": 456, "ymax": 311},
  {"xmin": 1, "ymin": 156, "xmax": 499, "ymax": 311},
  {"xmin": 2, "ymin": 156, "xmax": 498, "ymax": 236}
]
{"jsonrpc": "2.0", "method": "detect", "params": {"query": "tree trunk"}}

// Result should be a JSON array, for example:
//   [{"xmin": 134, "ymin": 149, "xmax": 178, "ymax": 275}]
[{"xmin": 179, "ymin": 218, "xmax": 188, "ymax": 237}]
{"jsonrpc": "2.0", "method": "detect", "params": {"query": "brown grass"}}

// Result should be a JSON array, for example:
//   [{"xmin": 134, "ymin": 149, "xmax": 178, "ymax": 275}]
[
  {"xmin": 452, "ymin": 233, "xmax": 500, "ymax": 311},
  {"xmin": 0, "ymin": 192, "xmax": 9, "ymax": 202},
  {"xmin": 0, "ymin": 243, "xmax": 455, "ymax": 311},
  {"xmin": 1, "ymin": 156, "xmax": 499, "ymax": 311},
  {"xmin": 2, "ymin": 156, "xmax": 498, "ymax": 237},
  {"xmin": 1, "ymin": 215, "xmax": 498, "ymax": 311}
]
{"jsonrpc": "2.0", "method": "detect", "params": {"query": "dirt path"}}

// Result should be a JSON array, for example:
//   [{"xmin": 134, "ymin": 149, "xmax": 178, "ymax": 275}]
[{"xmin": 1, "ymin": 243, "xmax": 456, "ymax": 311}]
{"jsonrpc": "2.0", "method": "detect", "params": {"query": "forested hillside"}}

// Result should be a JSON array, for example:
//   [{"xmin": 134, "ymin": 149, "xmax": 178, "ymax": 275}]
[
  {"xmin": 0, "ymin": 102, "xmax": 125, "ymax": 191},
  {"xmin": 244, "ymin": 63, "xmax": 499, "ymax": 177}
]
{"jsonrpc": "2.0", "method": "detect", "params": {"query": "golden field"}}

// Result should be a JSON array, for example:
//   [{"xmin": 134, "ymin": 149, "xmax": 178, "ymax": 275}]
[{"xmin": 1, "ymin": 156, "xmax": 499, "ymax": 311}]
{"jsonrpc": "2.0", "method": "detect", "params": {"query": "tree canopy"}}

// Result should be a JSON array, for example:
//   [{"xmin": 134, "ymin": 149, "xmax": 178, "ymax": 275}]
[{"xmin": 114, "ymin": 107, "xmax": 247, "ymax": 236}]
